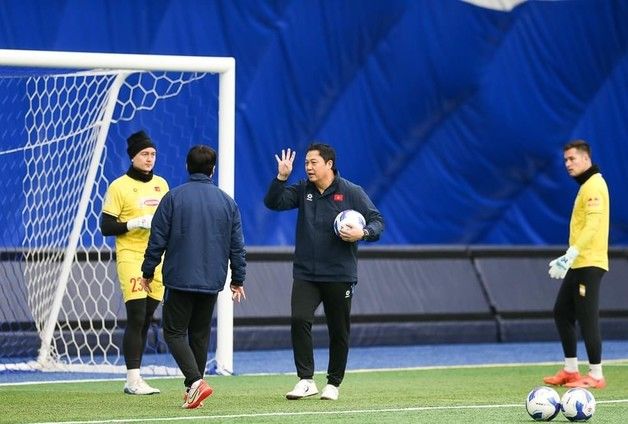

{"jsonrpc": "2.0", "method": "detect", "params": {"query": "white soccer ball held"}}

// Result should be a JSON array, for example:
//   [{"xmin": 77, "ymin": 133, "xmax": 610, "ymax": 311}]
[{"xmin": 333, "ymin": 209, "xmax": 366, "ymax": 237}]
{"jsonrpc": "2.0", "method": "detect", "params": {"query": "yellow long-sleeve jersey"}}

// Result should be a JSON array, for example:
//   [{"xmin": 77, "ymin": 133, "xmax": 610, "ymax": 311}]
[
  {"xmin": 569, "ymin": 172, "xmax": 609, "ymax": 270},
  {"xmin": 102, "ymin": 174, "xmax": 169, "ymax": 257}
]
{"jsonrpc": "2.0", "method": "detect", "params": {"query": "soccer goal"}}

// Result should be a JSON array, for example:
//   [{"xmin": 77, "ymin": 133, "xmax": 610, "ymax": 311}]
[{"xmin": 0, "ymin": 49, "xmax": 236, "ymax": 375}]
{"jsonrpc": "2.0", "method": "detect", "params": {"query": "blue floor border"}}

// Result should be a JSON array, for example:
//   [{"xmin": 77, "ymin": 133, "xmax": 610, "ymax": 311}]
[{"xmin": 2, "ymin": 340, "xmax": 627, "ymax": 384}]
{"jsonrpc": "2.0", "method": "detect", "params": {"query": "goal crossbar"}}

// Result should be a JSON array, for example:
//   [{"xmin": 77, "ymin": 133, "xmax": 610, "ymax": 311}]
[{"xmin": 0, "ymin": 49, "xmax": 234, "ymax": 73}]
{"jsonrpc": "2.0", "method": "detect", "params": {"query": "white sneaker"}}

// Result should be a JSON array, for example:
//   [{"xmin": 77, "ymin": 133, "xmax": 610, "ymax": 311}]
[
  {"xmin": 123, "ymin": 378, "xmax": 161, "ymax": 395},
  {"xmin": 286, "ymin": 379, "xmax": 318, "ymax": 400},
  {"xmin": 320, "ymin": 384, "xmax": 339, "ymax": 400}
]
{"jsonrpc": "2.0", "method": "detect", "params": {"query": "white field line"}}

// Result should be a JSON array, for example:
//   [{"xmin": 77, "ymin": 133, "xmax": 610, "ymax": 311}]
[{"xmin": 28, "ymin": 399, "xmax": 628, "ymax": 424}]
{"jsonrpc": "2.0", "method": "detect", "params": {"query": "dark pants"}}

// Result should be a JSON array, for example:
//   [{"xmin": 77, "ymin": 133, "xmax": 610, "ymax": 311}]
[
  {"xmin": 162, "ymin": 288, "xmax": 217, "ymax": 387},
  {"xmin": 291, "ymin": 279, "xmax": 353, "ymax": 387},
  {"xmin": 123, "ymin": 297, "xmax": 160, "ymax": 369},
  {"xmin": 553, "ymin": 266, "xmax": 605, "ymax": 364}
]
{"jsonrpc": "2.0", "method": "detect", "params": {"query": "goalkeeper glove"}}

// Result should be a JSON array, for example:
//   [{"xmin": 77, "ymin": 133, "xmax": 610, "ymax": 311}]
[
  {"xmin": 548, "ymin": 246, "xmax": 579, "ymax": 279},
  {"xmin": 126, "ymin": 215, "xmax": 153, "ymax": 230}
]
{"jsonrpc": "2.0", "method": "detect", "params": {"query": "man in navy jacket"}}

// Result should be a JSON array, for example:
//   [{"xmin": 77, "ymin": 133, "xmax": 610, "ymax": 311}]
[
  {"xmin": 265, "ymin": 143, "xmax": 384, "ymax": 401},
  {"xmin": 141, "ymin": 145, "xmax": 246, "ymax": 409}
]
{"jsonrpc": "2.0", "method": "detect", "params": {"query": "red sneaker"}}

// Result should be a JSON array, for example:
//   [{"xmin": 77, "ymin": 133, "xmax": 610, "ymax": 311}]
[
  {"xmin": 543, "ymin": 369, "xmax": 581, "ymax": 386},
  {"xmin": 564, "ymin": 374, "xmax": 607, "ymax": 389},
  {"xmin": 183, "ymin": 388, "xmax": 205, "ymax": 408},
  {"xmin": 182, "ymin": 380, "xmax": 213, "ymax": 409}
]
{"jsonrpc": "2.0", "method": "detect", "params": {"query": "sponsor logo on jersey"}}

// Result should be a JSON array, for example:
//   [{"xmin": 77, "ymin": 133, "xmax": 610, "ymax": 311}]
[
  {"xmin": 587, "ymin": 197, "xmax": 600, "ymax": 207},
  {"xmin": 144, "ymin": 199, "xmax": 160, "ymax": 207}
]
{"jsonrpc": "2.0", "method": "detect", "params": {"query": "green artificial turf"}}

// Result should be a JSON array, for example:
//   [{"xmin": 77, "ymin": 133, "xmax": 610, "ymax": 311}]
[{"xmin": 1, "ymin": 363, "xmax": 627, "ymax": 423}]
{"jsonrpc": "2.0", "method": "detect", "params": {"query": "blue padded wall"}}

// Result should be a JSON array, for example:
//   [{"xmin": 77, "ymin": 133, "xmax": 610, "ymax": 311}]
[{"xmin": 0, "ymin": 1, "xmax": 627, "ymax": 246}]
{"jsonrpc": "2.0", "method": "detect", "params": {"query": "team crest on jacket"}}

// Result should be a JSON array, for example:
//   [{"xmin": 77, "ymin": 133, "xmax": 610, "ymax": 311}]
[{"xmin": 333, "ymin": 193, "xmax": 344, "ymax": 202}]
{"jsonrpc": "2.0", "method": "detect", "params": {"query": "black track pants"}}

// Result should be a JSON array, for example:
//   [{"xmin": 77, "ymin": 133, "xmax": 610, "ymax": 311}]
[
  {"xmin": 553, "ymin": 266, "xmax": 605, "ymax": 364},
  {"xmin": 162, "ymin": 288, "xmax": 217, "ymax": 387},
  {"xmin": 290, "ymin": 279, "xmax": 353, "ymax": 387}
]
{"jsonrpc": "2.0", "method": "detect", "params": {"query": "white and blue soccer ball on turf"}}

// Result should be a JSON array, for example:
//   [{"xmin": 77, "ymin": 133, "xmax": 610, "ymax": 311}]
[
  {"xmin": 333, "ymin": 209, "xmax": 365, "ymax": 237},
  {"xmin": 561, "ymin": 387, "xmax": 595, "ymax": 422},
  {"xmin": 526, "ymin": 386, "xmax": 561, "ymax": 421}
]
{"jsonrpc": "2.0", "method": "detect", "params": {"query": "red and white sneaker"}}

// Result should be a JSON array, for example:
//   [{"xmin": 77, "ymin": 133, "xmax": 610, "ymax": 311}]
[
  {"xmin": 543, "ymin": 369, "xmax": 581, "ymax": 386},
  {"xmin": 183, "ymin": 388, "xmax": 205, "ymax": 408},
  {"xmin": 182, "ymin": 380, "xmax": 213, "ymax": 409},
  {"xmin": 564, "ymin": 374, "xmax": 607, "ymax": 389}
]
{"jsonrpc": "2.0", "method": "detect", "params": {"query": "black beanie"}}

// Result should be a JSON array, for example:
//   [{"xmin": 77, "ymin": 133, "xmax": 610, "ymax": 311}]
[{"xmin": 127, "ymin": 130, "xmax": 156, "ymax": 159}]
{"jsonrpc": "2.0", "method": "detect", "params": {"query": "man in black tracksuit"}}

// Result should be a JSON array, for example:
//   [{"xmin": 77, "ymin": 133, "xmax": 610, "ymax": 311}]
[
  {"xmin": 264, "ymin": 143, "xmax": 384, "ymax": 401},
  {"xmin": 141, "ymin": 145, "xmax": 246, "ymax": 409}
]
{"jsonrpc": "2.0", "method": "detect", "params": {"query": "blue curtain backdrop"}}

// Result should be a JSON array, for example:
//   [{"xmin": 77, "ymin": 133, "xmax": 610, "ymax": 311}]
[{"xmin": 0, "ymin": 0, "xmax": 626, "ymax": 246}]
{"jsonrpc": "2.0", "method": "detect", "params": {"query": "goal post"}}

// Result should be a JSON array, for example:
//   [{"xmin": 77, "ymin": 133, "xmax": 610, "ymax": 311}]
[
  {"xmin": 0, "ymin": 49, "xmax": 236, "ymax": 375},
  {"xmin": 36, "ymin": 72, "xmax": 130, "ymax": 367}
]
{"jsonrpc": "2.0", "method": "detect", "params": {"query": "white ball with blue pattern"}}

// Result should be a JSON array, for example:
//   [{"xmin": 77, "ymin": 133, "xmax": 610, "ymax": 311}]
[
  {"xmin": 561, "ymin": 387, "xmax": 595, "ymax": 422},
  {"xmin": 333, "ymin": 209, "xmax": 365, "ymax": 237},
  {"xmin": 526, "ymin": 386, "xmax": 561, "ymax": 421}
]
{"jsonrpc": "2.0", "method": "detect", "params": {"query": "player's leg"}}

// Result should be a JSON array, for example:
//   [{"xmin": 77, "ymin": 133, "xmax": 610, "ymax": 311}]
[
  {"xmin": 123, "ymin": 298, "xmax": 147, "ymax": 370},
  {"xmin": 118, "ymin": 258, "xmax": 160, "ymax": 394},
  {"xmin": 188, "ymin": 293, "xmax": 217, "ymax": 379},
  {"xmin": 565, "ymin": 267, "xmax": 606, "ymax": 389},
  {"xmin": 175, "ymin": 291, "xmax": 216, "ymax": 409},
  {"xmin": 544, "ymin": 271, "xmax": 580, "ymax": 385},
  {"xmin": 286, "ymin": 279, "xmax": 322, "ymax": 399},
  {"xmin": 162, "ymin": 288, "xmax": 202, "ymax": 386},
  {"xmin": 139, "ymin": 264, "xmax": 165, "ymax": 365},
  {"xmin": 319, "ymin": 282, "xmax": 352, "ymax": 400},
  {"xmin": 576, "ymin": 267, "xmax": 603, "ymax": 364},
  {"xmin": 138, "ymin": 297, "xmax": 160, "ymax": 364},
  {"xmin": 553, "ymin": 270, "xmax": 579, "ymax": 357}
]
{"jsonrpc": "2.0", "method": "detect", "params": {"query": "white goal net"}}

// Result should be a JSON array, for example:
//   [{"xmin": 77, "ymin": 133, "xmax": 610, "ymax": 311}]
[{"xmin": 0, "ymin": 50, "xmax": 236, "ymax": 375}]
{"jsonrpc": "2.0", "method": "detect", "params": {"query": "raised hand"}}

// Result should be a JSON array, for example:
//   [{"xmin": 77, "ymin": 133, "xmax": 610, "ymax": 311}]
[{"xmin": 275, "ymin": 148, "xmax": 296, "ymax": 181}]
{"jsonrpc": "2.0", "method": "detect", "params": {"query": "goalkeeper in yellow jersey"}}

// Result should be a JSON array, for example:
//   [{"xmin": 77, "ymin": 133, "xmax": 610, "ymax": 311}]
[
  {"xmin": 100, "ymin": 130, "xmax": 169, "ymax": 395},
  {"xmin": 544, "ymin": 140, "xmax": 609, "ymax": 390}
]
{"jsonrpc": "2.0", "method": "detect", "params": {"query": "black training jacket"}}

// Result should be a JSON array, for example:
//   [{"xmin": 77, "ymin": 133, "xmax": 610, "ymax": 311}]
[{"xmin": 264, "ymin": 175, "xmax": 384, "ymax": 283}]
